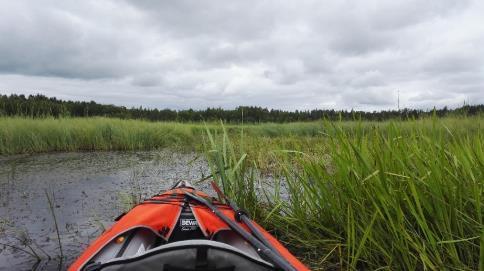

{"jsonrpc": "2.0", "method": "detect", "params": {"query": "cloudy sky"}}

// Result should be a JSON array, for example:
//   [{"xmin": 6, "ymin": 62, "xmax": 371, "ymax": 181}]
[{"xmin": 0, "ymin": 0, "xmax": 483, "ymax": 111}]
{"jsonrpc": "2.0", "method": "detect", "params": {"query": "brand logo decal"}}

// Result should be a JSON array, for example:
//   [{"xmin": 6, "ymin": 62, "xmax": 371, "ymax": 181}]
[{"xmin": 180, "ymin": 219, "xmax": 198, "ymax": 231}]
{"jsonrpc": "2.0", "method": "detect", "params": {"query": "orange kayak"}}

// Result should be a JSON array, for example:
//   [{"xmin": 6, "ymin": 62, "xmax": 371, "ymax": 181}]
[{"xmin": 68, "ymin": 181, "xmax": 309, "ymax": 271}]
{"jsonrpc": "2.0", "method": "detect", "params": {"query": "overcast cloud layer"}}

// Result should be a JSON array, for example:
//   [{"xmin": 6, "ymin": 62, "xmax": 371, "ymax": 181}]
[{"xmin": 0, "ymin": 0, "xmax": 483, "ymax": 110}]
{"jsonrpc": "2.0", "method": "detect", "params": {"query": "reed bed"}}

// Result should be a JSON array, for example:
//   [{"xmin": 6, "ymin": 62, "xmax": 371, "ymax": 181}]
[
  {"xmin": 0, "ymin": 117, "xmax": 328, "ymax": 155},
  {"xmin": 204, "ymin": 117, "xmax": 483, "ymax": 270},
  {"xmin": 0, "ymin": 117, "xmax": 198, "ymax": 154}
]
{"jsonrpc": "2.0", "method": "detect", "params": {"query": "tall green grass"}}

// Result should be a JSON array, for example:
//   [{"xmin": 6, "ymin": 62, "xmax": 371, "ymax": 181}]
[
  {"xmin": 204, "ymin": 117, "xmax": 483, "ymax": 270},
  {"xmin": 0, "ymin": 117, "xmax": 200, "ymax": 154},
  {"xmin": 0, "ymin": 117, "xmax": 328, "ymax": 155}
]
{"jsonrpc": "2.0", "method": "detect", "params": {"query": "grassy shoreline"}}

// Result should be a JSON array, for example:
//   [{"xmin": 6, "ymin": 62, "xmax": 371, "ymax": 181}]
[
  {"xmin": 0, "ymin": 117, "xmax": 328, "ymax": 155},
  {"xmin": 0, "ymin": 117, "xmax": 197, "ymax": 154},
  {"xmin": 1, "ymin": 116, "xmax": 481, "ymax": 156}
]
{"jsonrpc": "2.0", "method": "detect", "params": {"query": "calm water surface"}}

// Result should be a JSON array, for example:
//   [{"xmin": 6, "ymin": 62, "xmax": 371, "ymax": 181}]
[{"xmin": 0, "ymin": 151, "xmax": 209, "ymax": 270}]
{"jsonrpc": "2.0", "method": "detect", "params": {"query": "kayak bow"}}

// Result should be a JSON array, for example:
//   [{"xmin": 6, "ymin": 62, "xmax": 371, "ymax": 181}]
[{"xmin": 68, "ymin": 181, "xmax": 309, "ymax": 271}]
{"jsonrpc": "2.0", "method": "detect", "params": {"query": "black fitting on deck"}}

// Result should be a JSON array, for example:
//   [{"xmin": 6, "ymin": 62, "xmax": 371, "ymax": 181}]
[{"xmin": 234, "ymin": 209, "xmax": 248, "ymax": 222}]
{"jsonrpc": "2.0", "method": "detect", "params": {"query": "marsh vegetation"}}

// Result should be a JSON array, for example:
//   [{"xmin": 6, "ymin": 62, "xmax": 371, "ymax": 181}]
[
  {"xmin": 0, "ymin": 115, "xmax": 483, "ymax": 270},
  {"xmin": 204, "ymin": 116, "xmax": 483, "ymax": 270}
]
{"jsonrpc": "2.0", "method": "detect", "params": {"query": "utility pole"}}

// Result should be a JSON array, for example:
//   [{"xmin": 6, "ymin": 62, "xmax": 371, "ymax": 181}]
[{"xmin": 397, "ymin": 90, "xmax": 400, "ymax": 112}]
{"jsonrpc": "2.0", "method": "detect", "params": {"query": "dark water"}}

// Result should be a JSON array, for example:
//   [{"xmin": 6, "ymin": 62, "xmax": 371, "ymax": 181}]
[{"xmin": 0, "ymin": 151, "xmax": 209, "ymax": 271}]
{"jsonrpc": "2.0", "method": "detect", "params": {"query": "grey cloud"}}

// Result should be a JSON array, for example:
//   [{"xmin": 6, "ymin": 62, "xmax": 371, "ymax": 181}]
[
  {"xmin": 0, "ymin": 0, "xmax": 483, "ymax": 110},
  {"xmin": 422, "ymin": 52, "xmax": 483, "ymax": 75},
  {"xmin": 341, "ymin": 87, "xmax": 396, "ymax": 107},
  {"xmin": 328, "ymin": 30, "xmax": 393, "ymax": 56},
  {"xmin": 131, "ymin": 74, "xmax": 163, "ymax": 87},
  {"xmin": 349, "ymin": 70, "xmax": 385, "ymax": 88},
  {"xmin": 367, "ymin": 0, "xmax": 469, "ymax": 30},
  {"xmin": 124, "ymin": 0, "xmax": 277, "ymax": 40},
  {"xmin": 0, "ymin": 1, "xmax": 154, "ymax": 79}
]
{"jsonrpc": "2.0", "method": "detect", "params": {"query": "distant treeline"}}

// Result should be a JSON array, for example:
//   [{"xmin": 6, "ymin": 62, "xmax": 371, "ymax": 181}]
[{"xmin": 0, "ymin": 94, "xmax": 482, "ymax": 122}]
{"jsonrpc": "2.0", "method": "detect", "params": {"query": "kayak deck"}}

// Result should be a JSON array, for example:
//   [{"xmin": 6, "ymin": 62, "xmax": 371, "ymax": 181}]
[{"xmin": 69, "ymin": 182, "xmax": 309, "ymax": 271}]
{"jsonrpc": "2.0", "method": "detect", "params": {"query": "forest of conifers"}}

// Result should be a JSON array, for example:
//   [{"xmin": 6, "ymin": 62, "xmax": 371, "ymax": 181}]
[{"xmin": 1, "ymin": 93, "xmax": 482, "ymax": 123}]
